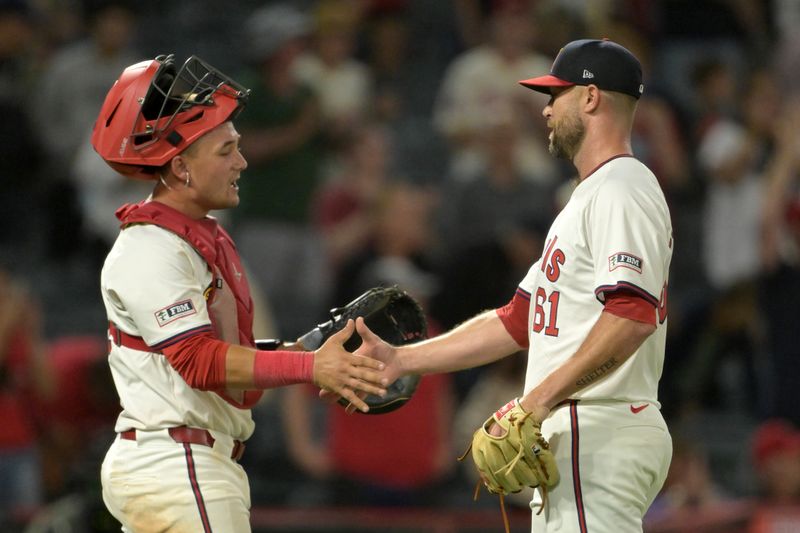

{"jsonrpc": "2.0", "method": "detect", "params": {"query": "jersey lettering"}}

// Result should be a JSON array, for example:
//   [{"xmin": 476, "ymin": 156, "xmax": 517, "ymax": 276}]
[
  {"xmin": 540, "ymin": 236, "xmax": 558, "ymax": 273},
  {"xmin": 546, "ymin": 249, "xmax": 565, "ymax": 282},
  {"xmin": 532, "ymin": 288, "xmax": 561, "ymax": 337},
  {"xmin": 541, "ymin": 236, "xmax": 565, "ymax": 282}
]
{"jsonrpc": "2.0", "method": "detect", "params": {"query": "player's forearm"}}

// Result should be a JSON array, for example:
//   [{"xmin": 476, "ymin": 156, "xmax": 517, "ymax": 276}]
[
  {"xmin": 521, "ymin": 311, "xmax": 654, "ymax": 412},
  {"xmin": 226, "ymin": 344, "xmax": 313, "ymax": 389},
  {"xmin": 400, "ymin": 310, "xmax": 520, "ymax": 375}
]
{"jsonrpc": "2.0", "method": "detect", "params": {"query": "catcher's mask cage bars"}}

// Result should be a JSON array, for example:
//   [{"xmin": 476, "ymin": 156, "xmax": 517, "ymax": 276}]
[{"xmin": 128, "ymin": 54, "xmax": 250, "ymax": 151}]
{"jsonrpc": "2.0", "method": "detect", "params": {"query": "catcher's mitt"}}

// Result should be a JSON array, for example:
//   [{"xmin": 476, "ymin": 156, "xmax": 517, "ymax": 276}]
[
  {"xmin": 462, "ymin": 398, "xmax": 559, "ymax": 514},
  {"xmin": 302, "ymin": 286, "xmax": 427, "ymax": 414}
]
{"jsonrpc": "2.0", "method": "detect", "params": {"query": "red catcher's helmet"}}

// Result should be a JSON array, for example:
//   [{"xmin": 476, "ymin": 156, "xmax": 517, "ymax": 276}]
[{"xmin": 91, "ymin": 54, "xmax": 249, "ymax": 180}]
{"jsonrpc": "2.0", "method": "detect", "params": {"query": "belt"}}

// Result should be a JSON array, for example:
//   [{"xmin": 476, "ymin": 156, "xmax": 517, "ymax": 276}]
[
  {"xmin": 120, "ymin": 427, "xmax": 245, "ymax": 461},
  {"xmin": 108, "ymin": 322, "xmax": 156, "ymax": 352}
]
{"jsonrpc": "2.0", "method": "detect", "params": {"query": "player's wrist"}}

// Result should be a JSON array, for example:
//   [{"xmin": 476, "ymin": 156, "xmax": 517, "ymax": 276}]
[
  {"xmin": 252, "ymin": 349, "xmax": 314, "ymax": 389},
  {"xmin": 518, "ymin": 396, "xmax": 550, "ymax": 423}
]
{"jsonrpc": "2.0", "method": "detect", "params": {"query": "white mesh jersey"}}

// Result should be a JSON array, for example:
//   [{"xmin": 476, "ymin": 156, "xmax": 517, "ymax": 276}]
[
  {"xmin": 101, "ymin": 224, "xmax": 255, "ymax": 441},
  {"xmin": 521, "ymin": 156, "xmax": 672, "ymax": 404}
]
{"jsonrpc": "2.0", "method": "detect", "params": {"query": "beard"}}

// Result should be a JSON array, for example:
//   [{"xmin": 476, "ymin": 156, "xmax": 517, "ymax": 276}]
[{"xmin": 548, "ymin": 111, "xmax": 585, "ymax": 160}]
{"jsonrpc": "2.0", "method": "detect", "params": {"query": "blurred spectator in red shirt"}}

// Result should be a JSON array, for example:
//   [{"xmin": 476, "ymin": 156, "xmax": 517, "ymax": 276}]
[
  {"xmin": 749, "ymin": 419, "xmax": 800, "ymax": 532},
  {"xmin": 34, "ymin": 335, "xmax": 117, "ymax": 499},
  {"xmin": 0, "ymin": 268, "xmax": 54, "ymax": 526}
]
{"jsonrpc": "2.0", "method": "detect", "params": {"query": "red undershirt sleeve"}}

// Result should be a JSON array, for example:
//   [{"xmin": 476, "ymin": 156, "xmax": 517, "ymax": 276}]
[
  {"xmin": 161, "ymin": 332, "xmax": 228, "ymax": 390},
  {"xmin": 161, "ymin": 332, "xmax": 315, "ymax": 390},
  {"xmin": 495, "ymin": 289, "xmax": 530, "ymax": 348},
  {"xmin": 602, "ymin": 290, "xmax": 656, "ymax": 326}
]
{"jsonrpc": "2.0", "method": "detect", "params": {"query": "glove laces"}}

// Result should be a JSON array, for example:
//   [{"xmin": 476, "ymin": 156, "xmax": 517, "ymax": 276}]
[{"xmin": 457, "ymin": 410, "xmax": 549, "ymax": 533}]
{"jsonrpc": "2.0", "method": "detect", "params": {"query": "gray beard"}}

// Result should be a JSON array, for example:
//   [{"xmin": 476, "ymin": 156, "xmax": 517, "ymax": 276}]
[{"xmin": 549, "ymin": 119, "xmax": 585, "ymax": 160}]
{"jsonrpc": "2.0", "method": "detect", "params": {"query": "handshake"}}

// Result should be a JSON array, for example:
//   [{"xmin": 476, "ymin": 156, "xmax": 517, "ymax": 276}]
[{"xmin": 257, "ymin": 286, "xmax": 427, "ymax": 414}]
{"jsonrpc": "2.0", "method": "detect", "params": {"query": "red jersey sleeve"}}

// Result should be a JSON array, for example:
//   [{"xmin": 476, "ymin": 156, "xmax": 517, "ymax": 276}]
[
  {"xmin": 495, "ymin": 288, "xmax": 531, "ymax": 348},
  {"xmin": 602, "ymin": 290, "xmax": 656, "ymax": 326}
]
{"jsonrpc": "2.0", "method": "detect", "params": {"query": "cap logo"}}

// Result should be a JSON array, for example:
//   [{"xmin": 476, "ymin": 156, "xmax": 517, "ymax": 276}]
[
  {"xmin": 638, "ymin": 83, "xmax": 644, "ymax": 94},
  {"xmin": 582, "ymin": 69, "xmax": 594, "ymax": 79}
]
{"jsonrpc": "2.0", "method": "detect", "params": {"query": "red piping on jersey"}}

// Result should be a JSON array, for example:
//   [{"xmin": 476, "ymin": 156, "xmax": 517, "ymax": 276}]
[
  {"xmin": 514, "ymin": 287, "xmax": 531, "ymax": 301},
  {"xmin": 595, "ymin": 281, "xmax": 659, "ymax": 307},
  {"xmin": 151, "ymin": 324, "xmax": 215, "ymax": 351},
  {"xmin": 580, "ymin": 154, "xmax": 634, "ymax": 182},
  {"xmin": 182, "ymin": 443, "xmax": 213, "ymax": 533},
  {"xmin": 569, "ymin": 401, "xmax": 589, "ymax": 533}
]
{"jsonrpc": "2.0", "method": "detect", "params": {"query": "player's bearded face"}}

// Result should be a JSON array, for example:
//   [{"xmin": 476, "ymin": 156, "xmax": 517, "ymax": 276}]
[{"xmin": 549, "ymin": 104, "xmax": 585, "ymax": 160}]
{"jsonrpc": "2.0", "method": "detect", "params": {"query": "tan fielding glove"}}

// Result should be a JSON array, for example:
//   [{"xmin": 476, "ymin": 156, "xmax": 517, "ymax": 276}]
[{"xmin": 469, "ymin": 398, "xmax": 559, "ymax": 495}]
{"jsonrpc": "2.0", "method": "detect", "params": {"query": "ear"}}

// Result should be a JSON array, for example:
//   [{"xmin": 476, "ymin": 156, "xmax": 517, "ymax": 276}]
[
  {"xmin": 583, "ymin": 85, "xmax": 601, "ymax": 113},
  {"xmin": 170, "ymin": 156, "xmax": 189, "ymax": 179}
]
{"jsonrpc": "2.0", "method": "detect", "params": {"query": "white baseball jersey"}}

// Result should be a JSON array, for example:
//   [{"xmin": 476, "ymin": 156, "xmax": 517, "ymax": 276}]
[
  {"xmin": 520, "ymin": 156, "xmax": 672, "ymax": 403},
  {"xmin": 101, "ymin": 224, "xmax": 255, "ymax": 441}
]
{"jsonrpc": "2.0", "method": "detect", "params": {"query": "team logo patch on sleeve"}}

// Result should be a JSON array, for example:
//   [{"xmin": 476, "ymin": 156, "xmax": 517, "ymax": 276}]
[
  {"xmin": 608, "ymin": 252, "xmax": 643, "ymax": 273},
  {"xmin": 155, "ymin": 299, "xmax": 196, "ymax": 327}
]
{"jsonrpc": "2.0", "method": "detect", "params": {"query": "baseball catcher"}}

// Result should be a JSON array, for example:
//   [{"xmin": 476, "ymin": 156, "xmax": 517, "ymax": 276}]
[
  {"xmin": 258, "ymin": 286, "xmax": 427, "ymax": 414},
  {"xmin": 460, "ymin": 398, "xmax": 559, "ymax": 531}
]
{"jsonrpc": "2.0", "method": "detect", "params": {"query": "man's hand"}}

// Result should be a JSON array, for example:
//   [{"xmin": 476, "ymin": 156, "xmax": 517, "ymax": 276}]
[
  {"xmin": 354, "ymin": 316, "xmax": 404, "ymax": 383},
  {"xmin": 312, "ymin": 319, "xmax": 388, "ymax": 413},
  {"xmin": 318, "ymin": 317, "xmax": 405, "ymax": 414},
  {"xmin": 467, "ymin": 398, "xmax": 559, "ymax": 496}
]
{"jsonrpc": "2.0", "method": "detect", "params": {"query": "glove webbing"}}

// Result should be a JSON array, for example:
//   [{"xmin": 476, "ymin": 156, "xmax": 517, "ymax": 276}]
[
  {"xmin": 457, "ymin": 412, "xmax": 550, "ymax": 533},
  {"xmin": 508, "ymin": 411, "xmax": 552, "ymax": 517}
]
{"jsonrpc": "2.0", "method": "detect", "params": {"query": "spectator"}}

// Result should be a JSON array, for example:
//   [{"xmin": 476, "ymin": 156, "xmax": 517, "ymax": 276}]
[
  {"xmin": 0, "ymin": 268, "xmax": 54, "ymax": 528},
  {"xmin": 689, "ymin": 57, "xmax": 738, "ymax": 142},
  {"xmin": 235, "ymin": 2, "xmax": 322, "ymax": 226},
  {"xmin": 311, "ymin": 122, "xmax": 394, "ymax": 271},
  {"xmin": 0, "ymin": 0, "xmax": 43, "ymax": 258},
  {"xmin": 31, "ymin": 0, "xmax": 141, "ymax": 260},
  {"xmin": 749, "ymin": 419, "xmax": 800, "ymax": 532},
  {"xmin": 293, "ymin": 0, "xmax": 372, "ymax": 143},
  {"xmin": 33, "ymin": 0, "xmax": 139, "ymax": 169},
  {"xmin": 432, "ymin": 0, "xmax": 556, "ymax": 183},
  {"xmin": 431, "ymin": 212, "xmax": 548, "ymax": 399},
  {"xmin": 647, "ymin": 438, "xmax": 730, "ymax": 519},
  {"xmin": 436, "ymin": 117, "xmax": 557, "ymax": 257},
  {"xmin": 233, "ymin": 2, "xmax": 330, "ymax": 337},
  {"xmin": 282, "ymin": 258, "xmax": 455, "ymax": 507},
  {"xmin": 330, "ymin": 181, "xmax": 438, "ymax": 309},
  {"xmin": 34, "ymin": 335, "xmax": 117, "ymax": 500},
  {"xmin": 362, "ymin": 3, "xmax": 449, "ymax": 184},
  {"xmin": 676, "ymin": 68, "xmax": 780, "ymax": 415},
  {"xmin": 759, "ymin": 98, "xmax": 800, "ymax": 425}
]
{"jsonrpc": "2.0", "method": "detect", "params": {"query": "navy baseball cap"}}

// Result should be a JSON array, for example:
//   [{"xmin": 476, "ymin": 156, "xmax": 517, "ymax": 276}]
[{"xmin": 520, "ymin": 39, "xmax": 644, "ymax": 99}]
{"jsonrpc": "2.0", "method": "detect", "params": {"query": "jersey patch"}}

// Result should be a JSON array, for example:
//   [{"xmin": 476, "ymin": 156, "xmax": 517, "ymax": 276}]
[
  {"xmin": 608, "ymin": 252, "xmax": 643, "ymax": 274},
  {"xmin": 155, "ymin": 299, "xmax": 197, "ymax": 327}
]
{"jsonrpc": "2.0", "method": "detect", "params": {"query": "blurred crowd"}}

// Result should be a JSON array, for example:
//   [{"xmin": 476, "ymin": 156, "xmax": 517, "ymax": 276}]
[{"xmin": 2, "ymin": 0, "xmax": 800, "ymax": 531}]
